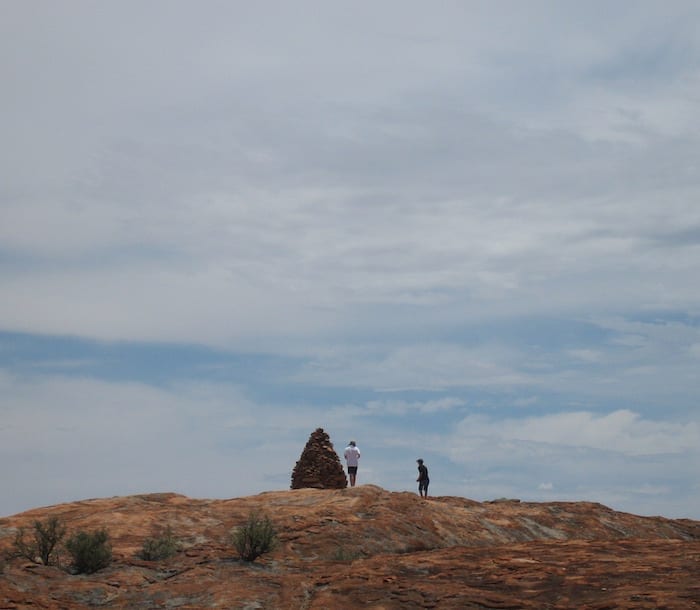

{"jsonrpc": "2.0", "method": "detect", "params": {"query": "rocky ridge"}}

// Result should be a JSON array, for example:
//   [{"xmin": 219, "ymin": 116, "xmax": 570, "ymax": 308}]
[{"xmin": 0, "ymin": 485, "xmax": 698, "ymax": 609}]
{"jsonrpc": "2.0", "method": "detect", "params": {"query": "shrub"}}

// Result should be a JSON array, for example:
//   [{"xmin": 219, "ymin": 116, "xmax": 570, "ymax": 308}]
[
  {"xmin": 230, "ymin": 511, "xmax": 278, "ymax": 562},
  {"xmin": 65, "ymin": 529, "xmax": 112, "ymax": 574},
  {"xmin": 139, "ymin": 526, "xmax": 179, "ymax": 561},
  {"xmin": 331, "ymin": 545, "xmax": 363, "ymax": 562},
  {"xmin": 13, "ymin": 516, "xmax": 66, "ymax": 566}
]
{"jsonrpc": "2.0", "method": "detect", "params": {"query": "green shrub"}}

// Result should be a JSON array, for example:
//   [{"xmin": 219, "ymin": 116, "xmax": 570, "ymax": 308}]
[
  {"xmin": 139, "ymin": 526, "xmax": 179, "ymax": 561},
  {"xmin": 230, "ymin": 511, "xmax": 278, "ymax": 562},
  {"xmin": 65, "ymin": 529, "xmax": 112, "ymax": 574},
  {"xmin": 13, "ymin": 516, "xmax": 66, "ymax": 566}
]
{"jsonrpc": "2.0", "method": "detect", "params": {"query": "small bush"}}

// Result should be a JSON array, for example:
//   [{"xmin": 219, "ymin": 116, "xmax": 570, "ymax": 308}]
[
  {"xmin": 331, "ymin": 545, "xmax": 363, "ymax": 562},
  {"xmin": 65, "ymin": 529, "xmax": 112, "ymax": 574},
  {"xmin": 139, "ymin": 526, "xmax": 179, "ymax": 561},
  {"xmin": 230, "ymin": 511, "xmax": 278, "ymax": 562},
  {"xmin": 13, "ymin": 516, "xmax": 66, "ymax": 566}
]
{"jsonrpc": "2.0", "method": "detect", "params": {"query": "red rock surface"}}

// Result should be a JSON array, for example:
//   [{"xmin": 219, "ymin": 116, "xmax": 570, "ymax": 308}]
[{"xmin": 1, "ymin": 485, "xmax": 698, "ymax": 608}]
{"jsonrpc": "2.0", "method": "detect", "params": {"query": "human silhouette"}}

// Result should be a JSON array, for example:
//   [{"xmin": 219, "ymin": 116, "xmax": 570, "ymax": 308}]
[{"xmin": 416, "ymin": 458, "xmax": 429, "ymax": 498}]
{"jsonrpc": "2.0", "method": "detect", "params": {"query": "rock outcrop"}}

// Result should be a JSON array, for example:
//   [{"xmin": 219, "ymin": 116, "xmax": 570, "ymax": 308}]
[
  {"xmin": 290, "ymin": 427, "xmax": 347, "ymax": 489},
  {"xmin": 1, "ymin": 486, "xmax": 699, "ymax": 609}
]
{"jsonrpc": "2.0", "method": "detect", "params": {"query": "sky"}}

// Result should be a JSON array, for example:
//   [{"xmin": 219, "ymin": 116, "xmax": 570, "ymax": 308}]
[{"xmin": 1, "ymin": 1, "xmax": 699, "ymax": 519}]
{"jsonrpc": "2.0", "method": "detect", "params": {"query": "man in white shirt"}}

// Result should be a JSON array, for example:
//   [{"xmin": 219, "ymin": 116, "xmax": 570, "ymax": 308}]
[{"xmin": 343, "ymin": 440, "xmax": 361, "ymax": 487}]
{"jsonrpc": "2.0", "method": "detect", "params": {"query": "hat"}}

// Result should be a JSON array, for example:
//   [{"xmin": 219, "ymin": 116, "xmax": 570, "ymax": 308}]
[{"xmin": 416, "ymin": 458, "xmax": 423, "ymax": 464}]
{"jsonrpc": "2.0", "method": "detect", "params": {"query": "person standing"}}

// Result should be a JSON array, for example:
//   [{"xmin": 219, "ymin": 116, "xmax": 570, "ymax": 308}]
[
  {"xmin": 416, "ymin": 458, "xmax": 429, "ymax": 498},
  {"xmin": 344, "ymin": 440, "xmax": 361, "ymax": 487}
]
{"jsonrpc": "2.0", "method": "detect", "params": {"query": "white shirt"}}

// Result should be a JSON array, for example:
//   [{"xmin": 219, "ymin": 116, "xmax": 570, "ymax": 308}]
[{"xmin": 344, "ymin": 445, "xmax": 361, "ymax": 467}]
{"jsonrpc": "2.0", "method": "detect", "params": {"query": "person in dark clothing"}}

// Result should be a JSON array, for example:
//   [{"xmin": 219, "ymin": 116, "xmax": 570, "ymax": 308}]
[{"xmin": 416, "ymin": 458, "xmax": 429, "ymax": 498}]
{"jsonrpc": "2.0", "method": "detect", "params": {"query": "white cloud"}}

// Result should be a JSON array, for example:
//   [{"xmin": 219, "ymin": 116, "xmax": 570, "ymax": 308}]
[
  {"xmin": 2, "ymin": 1, "xmax": 700, "ymax": 521},
  {"xmin": 365, "ymin": 397, "xmax": 466, "ymax": 415},
  {"xmin": 567, "ymin": 349, "xmax": 604, "ymax": 363},
  {"xmin": 0, "ymin": 371, "xmax": 329, "ymax": 515},
  {"xmin": 1, "ymin": 4, "xmax": 700, "ymax": 349},
  {"xmin": 294, "ymin": 344, "xmax": 533, "ymax": 391},
  {"xmin": 1, "ymin": 367, "xmax": 699, "ymax": 519},
  {"xmin": 452, "ymin": 410, "xmax": 700, "ymax": 456},
  {"xmin": 512, "ymin": 396, "xmax": 539, "ymax": 408}
]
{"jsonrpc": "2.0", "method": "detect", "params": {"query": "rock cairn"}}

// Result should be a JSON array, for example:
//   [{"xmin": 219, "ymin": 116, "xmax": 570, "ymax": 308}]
[{"xmin": 291, "ymin": 428, "xmax": 348, "ymax": 489}]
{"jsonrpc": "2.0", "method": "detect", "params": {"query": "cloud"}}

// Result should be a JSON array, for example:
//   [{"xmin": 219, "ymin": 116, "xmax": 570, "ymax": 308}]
[
  {"xmin": 436, "ymin": 408, "xmax": 699, "ymax": 518},
  {"xmin": 1, "ymin": 364, "xmax": 699, "ymax": 519},
  {"xmin": 452, "ymin": 410, "xmax": 699, "ymax": 456},
  {"xmin": 0, "ymin": 370, "xmax": 328, "ymax": 515},
  {"xmin": 512, "ymin": 396, "xmax": 539, "ymax": 408},
  {"xmin": 2, "ymin": 4, "xmax": 700, "ymax": 350},
  {"xmin": 2, "ymin": 2, "xmax": 700, "ymax": 521},
  {"xmin": 365, "ymin": 397, "xmax": 466, "ymax": 415},
  {"xmin": 294, "ymin": 344, "xmax": 533, "ymax": 391},
  {"xmin": 567, "ymin": 349, "xmax": 604, "ymax": 363}
]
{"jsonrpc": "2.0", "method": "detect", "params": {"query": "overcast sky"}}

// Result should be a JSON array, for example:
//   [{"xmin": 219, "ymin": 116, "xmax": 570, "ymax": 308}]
[{"xmin": 2, "ymin": 1, "xmax": 699, "ymax": 519}]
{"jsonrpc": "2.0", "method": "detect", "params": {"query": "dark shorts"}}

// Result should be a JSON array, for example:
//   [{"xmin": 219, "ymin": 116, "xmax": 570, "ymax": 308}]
[
  {"xmin": 418, "ymin": 479, "xmax": 429, "ymax": 492},
  {"xmin": 348, "ymin": 466, "xmax": 358, "ymax": 475}
]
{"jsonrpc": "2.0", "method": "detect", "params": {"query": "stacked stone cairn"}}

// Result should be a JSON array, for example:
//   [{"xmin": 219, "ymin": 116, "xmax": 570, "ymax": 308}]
[{"xmin": 291, "ymin": 428, "xmax": 348, "ymax": 489}]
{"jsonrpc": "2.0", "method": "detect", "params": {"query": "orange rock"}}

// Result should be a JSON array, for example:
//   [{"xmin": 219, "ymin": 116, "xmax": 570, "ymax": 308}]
[{"xmin": 0, "ymin": 485, "xmax": 698, "ymax": 609}]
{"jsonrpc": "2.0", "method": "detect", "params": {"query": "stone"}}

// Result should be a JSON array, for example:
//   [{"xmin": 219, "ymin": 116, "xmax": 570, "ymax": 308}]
[
  {"xmin": 1, "ymin": 486, "xmax": 699, "ymax": 608},
  {"xmin": 290, "ymin": 428, "xmax": 348, "ymax": 490}
]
